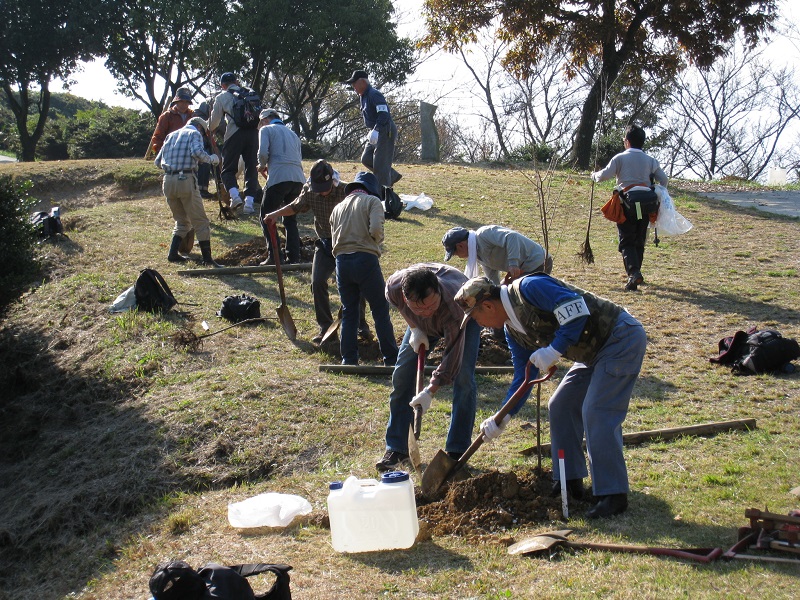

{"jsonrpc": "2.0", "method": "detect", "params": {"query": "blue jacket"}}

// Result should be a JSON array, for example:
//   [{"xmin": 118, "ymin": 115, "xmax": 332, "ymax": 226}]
[{"xmin": 360, "ymin": 85, "xmax": 392, "ymax": 131}]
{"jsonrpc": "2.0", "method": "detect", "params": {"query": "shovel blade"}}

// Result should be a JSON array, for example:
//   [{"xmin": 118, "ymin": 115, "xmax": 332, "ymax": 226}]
[
  {"xmin": 321, "ymin": 308, "xmax": 342, "ymax": 344},
  {"xmin": 508, "ymin": 531, "xmax": 573, "ymax": 555},
  {"xmin": 421, "ymin": 449, "xmax": 458, "ymax": 499},
  {"xmin": 276, "ymin": 305, "xmax": 297, "ymax": 341}
]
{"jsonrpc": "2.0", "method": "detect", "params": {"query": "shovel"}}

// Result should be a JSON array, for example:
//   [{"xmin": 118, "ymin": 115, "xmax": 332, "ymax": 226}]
[
  {"xmin": 321, "ymin": 306, "xmax": 342, "ymax": 344},
  {"xmin": 407, "ymin": 344, "xmax": 426, "ymax": 474},
  {"xmin": 267, "ymin": 221, "xmax": 297, "ymax": 341},
  {"xmin": 421, "ymin": 364, "xmax": 556, "ymax": 499},
  {"xmin": 509, "ymin": 529, "xmax": 723, "ymax": 563}
]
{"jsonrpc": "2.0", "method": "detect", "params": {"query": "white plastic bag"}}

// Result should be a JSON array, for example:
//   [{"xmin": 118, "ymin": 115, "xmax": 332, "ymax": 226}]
[
  {"xmin": 653, "ymin": 184, "xmax": 693, "ymax": 235},
  {"xmin": 399, "ymin": 193, "xmax": 434, "ymax": 211},
  {"xmin": 109, "ymin": 285, "xmax": 137, "ymax": 313},
  {"xmin": 227, "ymin": 492, "xmax": 312, "ymax": 528}
]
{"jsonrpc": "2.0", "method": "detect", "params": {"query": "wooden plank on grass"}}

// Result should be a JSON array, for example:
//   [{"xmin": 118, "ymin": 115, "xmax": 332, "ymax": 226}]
[
  {"xmin": 319, "ymin": 364, "xmax": 514, "ymax": 375},
  {"xmin": 520, "ymin": 418, "xmax": 757, "ymax": 456},
  {"xmin": 178, "ymin": 263, "xmax": 312, "ymax": 276}
]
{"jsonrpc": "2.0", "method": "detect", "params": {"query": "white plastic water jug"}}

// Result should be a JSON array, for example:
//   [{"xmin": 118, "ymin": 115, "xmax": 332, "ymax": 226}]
[{"xmin": 327, "ymin": 471, "xmax": 419, "ymax": 553}]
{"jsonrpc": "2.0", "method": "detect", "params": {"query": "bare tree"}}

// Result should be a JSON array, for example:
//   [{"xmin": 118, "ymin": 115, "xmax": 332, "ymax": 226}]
[{"xmin": 662, "ymin": 40, "xmax": 800, "ymax": 180}]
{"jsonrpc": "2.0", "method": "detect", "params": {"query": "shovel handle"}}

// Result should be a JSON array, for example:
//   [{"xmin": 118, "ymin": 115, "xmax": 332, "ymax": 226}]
[
  {"xmin": 413, "ymin": 344, "xmax": 426, "ymax": 439},
  {"xmin": 267, "ymin": 221, "xmax": 287, "ymax": 305},
  {"xmin": 453, "ymin": 364, "xmax": 556, "ymax": 471}
]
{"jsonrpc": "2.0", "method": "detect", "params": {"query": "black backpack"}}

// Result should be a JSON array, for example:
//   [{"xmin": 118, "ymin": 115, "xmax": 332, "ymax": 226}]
[
  {"xmin": 30, "ymin": 207, "xmax": 64, "ymax": 239},
  {"xmin": 217, "ymin": 294, "xmax": 261, "ymax": 322},
  {"xmin": 710, "ymin": 327, "xmax": 800, "ymax": 374},
  {"xmin": 149, "ymin": 560, "xmax": 292, "ymax": 600},
  {"xmin": 382, "ymin": 186, "xmax": 403, "ymax": 220},
  {"xmin": 228, "ymin": 87, "xmax": 262, "ymax": 129},
  {"xmin": 134, "ymin": 268, "xmax": 178, "ymax": 312}
]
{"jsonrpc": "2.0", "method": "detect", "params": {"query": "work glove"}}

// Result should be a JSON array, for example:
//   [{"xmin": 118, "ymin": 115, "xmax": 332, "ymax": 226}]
[
  {"xmin": 367, "ymin": 129, "xmax": 379, "ymax": 146},
  {"xmin": 529, "ymin": 346, "xmax": 561, "ymax": 371},
  {"xmin": 481, "ymin": 414, "xmax": 510, "ymax": 442},
  {"xmin": 409, "ymin": 388, "xmax": 433, "ymax": 415},
  {"xmin": 209, "ymin": 154, "xmax": 220, "ymax": 166},
  {"xmin": 590, "ymin": 171, "xmax": 601, "ymax": 182},
  {"xmin": 409, "ymin": 328, "xmax": 429, "ymax": 354}
]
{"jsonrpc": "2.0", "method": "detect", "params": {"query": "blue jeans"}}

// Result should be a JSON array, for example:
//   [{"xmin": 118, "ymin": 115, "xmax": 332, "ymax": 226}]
[
  {"xmin": 335, "ymin": 252, "xmax": 397, "ymax": 365},
  {"xmin": 385, "ymin": 319, "xmax": 480, "ymax": 455},
  {"xmin": 547, "ymin": 311, "xmax": 647, "ymax": 496}
]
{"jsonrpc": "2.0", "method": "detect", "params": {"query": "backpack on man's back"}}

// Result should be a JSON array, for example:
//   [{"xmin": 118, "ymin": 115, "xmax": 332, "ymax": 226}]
[{"xmin": 228, "ymin": 87, "xmax": 262, "ymax": 129}]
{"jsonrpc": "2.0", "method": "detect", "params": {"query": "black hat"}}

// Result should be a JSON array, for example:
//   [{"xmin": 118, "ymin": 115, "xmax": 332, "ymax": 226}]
[
  {"xmin": 442, "ymin": 227, "xmax": 470, "ymax": 261},
  {"xmin": 310, "ymin": 159, "xmax": 334, "ymax": 193},
  {"xmin": 170, "ymin": 87, "xmax": 192, "ymax": 106},
  {"xmin": 344, "ymin": 70, "xmax": 368, "ymax": 84},
  {"xmin": 220, "ymin": 72, "xmax": 236, "ymax": 84},
  {"xmin": 149, "ymin": 560, "xmax": 206, "ymax": 600},
  {"xmin": 344, "ymin": 171, "xmax": 380, "ymax": 197}
]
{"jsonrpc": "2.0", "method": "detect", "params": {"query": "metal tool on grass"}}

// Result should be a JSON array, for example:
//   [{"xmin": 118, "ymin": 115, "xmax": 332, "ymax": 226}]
[
  {"xmin": 207, "ymin": 134, "xmax": 235, "ymax": 220},
  {"xmin": 321, "ymin": 306, "xmax": 342, "ymax": 344},
  {"xmin": 407, "ymin": 344, "xmax": 426, "ymax": 474},
  {"xmin": 267, "ymin": 220, "xmax": 297, "ymax": 341},
  {"xmin": 421, "ymin": 364, "xmax": 556, "ymax": 499},
  {"xmin": 509, "ymin": 530, "xmax": 723, "ymax": 563}
]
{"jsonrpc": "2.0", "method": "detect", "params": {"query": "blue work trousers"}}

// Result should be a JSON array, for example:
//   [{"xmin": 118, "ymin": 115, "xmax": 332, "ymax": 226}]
[
  {"xmin": 335, "ymin": 252, "xmax": 397, "ymax": 365},
  {"xmin": 385, "ymin": 320, "xmax": 480, "ymax": 456},
  {"xmin": 548, "ymin": 311, "xmax": 647, "ymax": 496}
]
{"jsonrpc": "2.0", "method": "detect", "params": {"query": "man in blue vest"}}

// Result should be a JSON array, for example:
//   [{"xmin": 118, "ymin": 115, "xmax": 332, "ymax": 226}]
[{"xmin": 344, "ymin": 70, "xmax": 402, "ymax": 190}]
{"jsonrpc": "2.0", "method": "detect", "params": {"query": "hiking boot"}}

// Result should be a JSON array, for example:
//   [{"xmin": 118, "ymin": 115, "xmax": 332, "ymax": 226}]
[
  {"xmin": 375, "ymin": 450, "xmax": 409, "ymax": 473},
  {"xmin": 200, "ymin": 187, "xmax": 213, "ymax": 199},
  {"xmin": 551, "ymin": 478, "xmax": 585, "ymax": 501},
  {"xmin": 586, "ymin": 493, "xmax": 628, "ymax": 518},
  {"xmin": 446, "ymin": 451, "xmax": 463, "ymax": 462},
  {"xmin": 624, "ymin": 276, "xmax": 639, "ymax": 292}
]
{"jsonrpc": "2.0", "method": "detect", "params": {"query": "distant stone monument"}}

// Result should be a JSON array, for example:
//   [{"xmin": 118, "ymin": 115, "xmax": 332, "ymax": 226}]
[{"xmin": 419, "ymin": 101, "xmax": 440, "ymax": 162}]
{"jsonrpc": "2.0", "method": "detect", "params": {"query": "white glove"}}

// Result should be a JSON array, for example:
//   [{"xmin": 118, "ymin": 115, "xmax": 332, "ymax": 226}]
[
  {"xmin": 529, "ymin": 346, "xmax": 561, "ymax": 371},
  {"xmin": 591, "ymin": 171, "xmax": 601, "ymax": 182},
  {"xmin": 209, "ymin": 154, "xmax": 220, "ymax": 166},
  {"xmin": 367, "ymin": 129, "xmax": 379, "ymax": 146},
  {"xmin": 409, "ymin": 388, "xmax": 433, "ymax": 415},
  {"xmin": 409, "ymin": 328, "xmax": 429, "ymax": 353},
  {"xmin": 481, "ymin": 414, "xmax": 510, "ymax": 442}
]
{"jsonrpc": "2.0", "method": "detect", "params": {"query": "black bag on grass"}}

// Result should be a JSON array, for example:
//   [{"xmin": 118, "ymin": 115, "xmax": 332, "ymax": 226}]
[
  {"xmin": 149, "ymin": 560, "xmax": 292, "ymax": 600},
  {"xmin": 134, "ymin": 268, "xmax": 177, "ymax": 312},
  {"xmin": 710, "ymin": 327, "xmax": 800, "ymax": 374},
  {"xmin": 218, "ymin": 294, "xmax": 261, "ymax": 322},
  {"xmin": 382, "ymin": 186, "xmax": 403, "ymax": 220},
  {"xmin": 30, "ymin": 207, "xmax": 64, "ymax": 239}
]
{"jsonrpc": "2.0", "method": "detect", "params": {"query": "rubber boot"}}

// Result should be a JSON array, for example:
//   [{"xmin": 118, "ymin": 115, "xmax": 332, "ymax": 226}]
[
  {"xmin": 167, "ymin": 235, "xmax": 187, "ymax": 263},
  {"xmin": 199, "ymin": 240, "xmax": 222, "ymax": 268}
]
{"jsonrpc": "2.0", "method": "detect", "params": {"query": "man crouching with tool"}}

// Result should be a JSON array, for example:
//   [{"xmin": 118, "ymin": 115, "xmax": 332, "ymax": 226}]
[{"xmin": 454, "ymin": 274, "xmax": 646, "ymax": 518}]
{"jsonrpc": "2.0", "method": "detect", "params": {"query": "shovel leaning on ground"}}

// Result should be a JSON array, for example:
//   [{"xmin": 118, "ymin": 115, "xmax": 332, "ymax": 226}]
[
  {"xmin": 267, "ymin": 221, "xmax": 297, "ymax": 341},
  {"xmin": 508, "ymin": 529, "xmax": 723, "ymax": 563},
  {"xmin": 321, "ymin": 306, "xmax": 342, "ymax": 345},
  {"xmin": 407, "ymin": 344, "xmax": 426, "ymax": 474},
  {"xmin": 421, "ymin": 363, "xmax": 556, "ymax": 499}
]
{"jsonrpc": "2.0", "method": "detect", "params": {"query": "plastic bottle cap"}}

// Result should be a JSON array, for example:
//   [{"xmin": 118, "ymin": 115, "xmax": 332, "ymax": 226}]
[
  {"xmin": 380, "ymin": 471, "xmax": 409, "ymax": 484},
  {"xmin": 329, "ymin": 481, "xmax": 343, "ymax": 490}
]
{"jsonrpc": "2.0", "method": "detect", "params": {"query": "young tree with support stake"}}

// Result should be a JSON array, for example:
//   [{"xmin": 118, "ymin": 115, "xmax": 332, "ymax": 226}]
[{"xmin": 420, "ymin": 0, "xmax": 778, "ymax": 170}]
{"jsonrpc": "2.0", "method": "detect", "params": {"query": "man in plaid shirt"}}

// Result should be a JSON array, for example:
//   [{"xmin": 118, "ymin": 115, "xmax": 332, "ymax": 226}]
[
  {"xmin": 263, "ymin": 159, "xmax": 371, "ymax": 344},
  {"xmin": 155, "ymin": 117, "xmax": 223, "ymax": 266}
]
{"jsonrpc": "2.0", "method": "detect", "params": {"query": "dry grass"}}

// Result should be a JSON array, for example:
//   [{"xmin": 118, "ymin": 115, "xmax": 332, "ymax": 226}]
[{"xmin": 0, "ymin": 159, "xmax": 798, "ymax": 599}]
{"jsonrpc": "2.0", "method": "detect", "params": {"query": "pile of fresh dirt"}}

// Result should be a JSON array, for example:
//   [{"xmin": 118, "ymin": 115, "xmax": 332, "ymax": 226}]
[
  {"xmin": 417, "ymin": 467, "xmax": 571, "ymax": 539},
  {"xmin": 217, "ymin": 235, "xmax": 316, "ymax": 266}
]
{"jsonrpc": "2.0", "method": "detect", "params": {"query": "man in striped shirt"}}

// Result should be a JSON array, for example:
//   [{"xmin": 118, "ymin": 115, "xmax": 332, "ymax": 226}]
[{"xmin": 154, "ymin": 117, "xmax": 223, "ymax": 267}]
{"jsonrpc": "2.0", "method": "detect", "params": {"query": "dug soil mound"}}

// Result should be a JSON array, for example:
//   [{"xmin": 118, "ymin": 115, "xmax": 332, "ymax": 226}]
[{"xmin": 417, "ymin": 468, "xmax": 570, "ymax": 540}]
